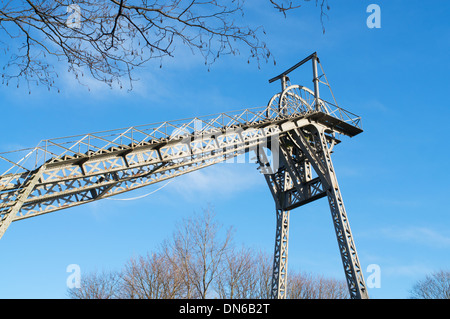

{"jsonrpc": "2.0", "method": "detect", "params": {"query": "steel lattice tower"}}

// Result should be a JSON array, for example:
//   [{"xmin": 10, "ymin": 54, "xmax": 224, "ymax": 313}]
[
  {"xmin": 0, "ymin": 53, "xmax": 368, "ymax": 299},
  {"xmin": 262, "ymin": 53, "xmax": 368, "ymax": 299}
]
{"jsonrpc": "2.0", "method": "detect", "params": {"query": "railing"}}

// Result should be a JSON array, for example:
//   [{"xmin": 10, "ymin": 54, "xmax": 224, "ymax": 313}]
[
  {"xmin": 319, "ymin": 99, "xmax": 362, "ymax": 129},
  {"xmin": 0, "ymin": 97, "xmax": 362, "ymax": 178}
]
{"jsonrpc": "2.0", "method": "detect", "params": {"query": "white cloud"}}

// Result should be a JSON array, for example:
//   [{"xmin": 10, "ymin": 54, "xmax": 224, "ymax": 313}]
[
  {"xmin": 380, "ymin": 226, "xmax": 450, "ymax": 248},
  {"xmin": 361, "ymin": 99, "xmax": 389, "ymax": 113},
  {"xmin": 168, "ymin": 162, "xmax": 263, "ymax": 202}
]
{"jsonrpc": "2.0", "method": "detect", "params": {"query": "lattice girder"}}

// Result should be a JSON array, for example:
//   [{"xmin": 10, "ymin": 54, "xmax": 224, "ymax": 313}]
[{"xmin": 1, "ymin": 123, "xmax": 286, "ymax": 223}]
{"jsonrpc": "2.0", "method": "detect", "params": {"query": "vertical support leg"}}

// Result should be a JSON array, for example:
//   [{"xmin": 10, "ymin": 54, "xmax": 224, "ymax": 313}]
[
  {"xmin": 270, "ymin": 151, "xmax": 293, "ymax": 299},
  {"xmin": 289, "ymin": 126, "xmax": 369, "ymax": 299},
  {"xmin": 327, "ymin": 186, "xmax": 368, "ymax": 299},
  {"xmin": 256, "ymin": 143, "xmax": 291, "ymax": 299},
  {"xmin": 271, "ymin": 208, "xmax": 290, "ymax": 299},
  {"xmin": 316, "ymin": 129, "xmax": 369, "ymax": 299}
]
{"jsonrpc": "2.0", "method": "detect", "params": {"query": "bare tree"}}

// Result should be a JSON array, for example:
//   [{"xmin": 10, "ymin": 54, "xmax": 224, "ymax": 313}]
[
  {"xmin": 121, "ymin": 251, "xmax": 184, "ymax": 299},
  {"xmin": 216, "ymin": 245, "xmax": 349, "ymax": 299},
  {"xmin": 67, "ymin": 205, "xmax": 351, "ymax": 300},
  {"xmin": 67, "ymin": 269, "xmax": 122, "ymax": 299},
  {"xmin": 410, "ymin": 270, "xmax": 450, "ymax": 299},
  {"xmin": 287, "ymin": 271, "xmax": 348, "ymax": 299},
  {"xmin": 250, "ymin": 249, "xmax": 273, "ymax": 299},
  {"xmin": 0, "ymin": 0, "xmax": 330, "ymax": 92},
  {"xmin": 163, "ymin": 206, "xmax": 233, "ymax": 299},
  {"xmin": 215, "ymin": 245, "xmax": 259, "ymax": 299},
  {"xmin": 162, "ymin": 222, "xmax": 197, "ymax": 298}
]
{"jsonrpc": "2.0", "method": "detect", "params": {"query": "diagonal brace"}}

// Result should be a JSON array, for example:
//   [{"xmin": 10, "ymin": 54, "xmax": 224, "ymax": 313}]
[{"xmin": 0, "ymin": 165, "xmax": 45, "ymax": 239}]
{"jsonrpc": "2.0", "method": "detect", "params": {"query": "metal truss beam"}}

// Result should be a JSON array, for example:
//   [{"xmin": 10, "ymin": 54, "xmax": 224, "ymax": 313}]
[
  {"xmin": 1, "ymin": 99, "xmax": 331, "ymax": 238},
  {"xmin": 1, "ymin": 90, "xmax": 362, "ymax": 235}
]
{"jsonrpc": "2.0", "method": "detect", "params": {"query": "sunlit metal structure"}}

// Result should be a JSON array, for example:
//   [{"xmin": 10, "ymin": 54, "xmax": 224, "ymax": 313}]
[{"xmin": 0, "ymin": 53, "xmax": 368, "ymax": 299}]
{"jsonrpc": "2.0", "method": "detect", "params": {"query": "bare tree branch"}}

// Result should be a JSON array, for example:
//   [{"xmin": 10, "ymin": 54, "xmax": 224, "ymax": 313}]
[
  {"xmin": 0, "ymin": 0, "xmax": 331, "ymax": 92},
  {"xmin": 67, "ymin": 270, "xmax": 122, "ymax": 299},
  {"xmin": 0, "ymin": 0, "xmax": 277, "ymax": 92},
  {"xmin": 270, "ymin": 0, "xmax": 330, "ymax": 31},
  {"xmin": 410, "ymin": 270, "xmax": 450, "ymax": 299}
]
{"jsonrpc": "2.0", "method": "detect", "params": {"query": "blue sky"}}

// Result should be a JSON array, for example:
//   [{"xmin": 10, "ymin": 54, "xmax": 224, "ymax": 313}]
[{"xmin": 0, "ymin": 0, "xmax": 449, "ymax": 299}]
